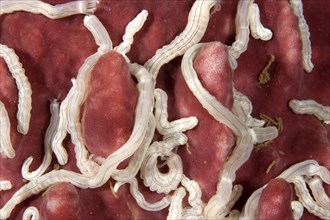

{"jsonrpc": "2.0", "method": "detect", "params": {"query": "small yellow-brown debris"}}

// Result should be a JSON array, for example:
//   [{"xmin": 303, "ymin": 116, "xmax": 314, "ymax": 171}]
[
  {"xmin": 265, "ymin": 160, "xmax": 276, "ymax": 174},
  {"xmin": 260, "ymin": 113, "xmax": 284, "ymax": 133},
  {"xmin": 256, "ymin": 140, "xmax": 273, "ymax": 150},
  {"xmin": 126, "ymin": 202, "xmax": 133, "ymax": 215},
  {"xmin": 260, "ymin": 113, "xmax": 276, "ymax": 125},
  {"xmin": 258, "ymin": 70, "xmax": 270, "ymax": 85},
  {"xmin": 276, "ymin": 117, "xmax": 284, "ymax": 132},
  {"xmin": 109, "ymin": 181, "xmax": 119, "ymax": 199},
  {"xmin": 278, "ymin": 150, "xmax": 285, "ymax": 155},
  {"xmin": 185, "ymin": 142, "xmax": 192, "ymax": 155},
  {"xmin": 53, "ymin": 163, "xmax": 60, "ymax": 170},
  {"xmin": 42, "ymin": 190, "xmax": 47, "ymax": 197},
  {"xmin": 258, "ymin": 54, "xmax": 275, "ymax": 85}
]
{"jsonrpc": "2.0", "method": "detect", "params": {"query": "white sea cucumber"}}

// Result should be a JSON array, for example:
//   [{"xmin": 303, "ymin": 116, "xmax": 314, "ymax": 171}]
[
  {"xmin": 289, "ymin": 99, "xmax": 330, "ymax": 124},
  {"xmin": 0, "ymin": 44, "xmax": 32, "ymax": 135},
  {"xmin": 0, "ymin": 0, "xmax": 98, "ymax": 19},
  {"xmin": 22, "ymin": 100, "xmax": 60, "ymax": 180},
  {"xmin": 144, "ymin": 0, "xmax": 217, "ymax": 80},
  {"xmin": 0, "ymin": 101, "xmax": 15, "ymax": 159},
  {"xmin": 289, "ymin": 0, "xmax": 314, "ymax": 72}
]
